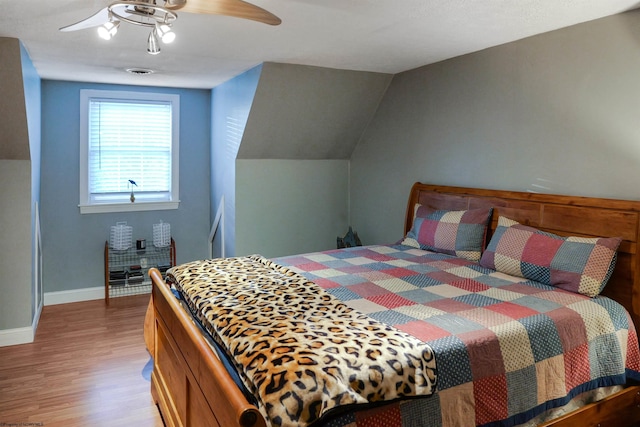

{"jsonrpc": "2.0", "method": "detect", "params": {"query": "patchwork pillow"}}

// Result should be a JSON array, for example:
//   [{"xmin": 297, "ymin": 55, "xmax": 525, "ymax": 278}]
[
  {"xmin": 402, "ymin": 206, "xmax": 493, "ymax": 262},
  {"xmin": 479, "ymin": 216, "xmax": 622, "ymax": 297}
]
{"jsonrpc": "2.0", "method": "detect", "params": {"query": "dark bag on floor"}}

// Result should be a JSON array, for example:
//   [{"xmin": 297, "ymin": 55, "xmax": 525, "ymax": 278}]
[{"xmin": 337, "ymin": 226, "xmax": 362, "ymax": 249}]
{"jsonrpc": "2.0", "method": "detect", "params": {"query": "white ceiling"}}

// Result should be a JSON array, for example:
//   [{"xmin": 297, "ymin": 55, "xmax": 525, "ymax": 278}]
[{"xmin": 2, "ymin": 0, "xmax": 639, "ymax": 89}]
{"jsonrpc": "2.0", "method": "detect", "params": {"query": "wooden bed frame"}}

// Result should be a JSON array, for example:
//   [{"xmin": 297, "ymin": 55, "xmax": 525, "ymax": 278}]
[{"xmin": 147, "ymin": 182, "xmax": 640, "ymax": 427}]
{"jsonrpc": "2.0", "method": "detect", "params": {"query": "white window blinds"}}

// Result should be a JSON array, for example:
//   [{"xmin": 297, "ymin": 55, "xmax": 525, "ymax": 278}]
[
  {"xmin": 88, "ymin": 99, "xmax": 172, "ymax": 202},
  {"xmin": 80, "ymin": 90, "xmax": 180, "ymax": 213}
]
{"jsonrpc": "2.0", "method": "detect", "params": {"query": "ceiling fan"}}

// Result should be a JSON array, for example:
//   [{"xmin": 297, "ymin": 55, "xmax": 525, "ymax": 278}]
[{"xmin": 59, "ymin": 0, "xmax": 281, "ymax": 54}]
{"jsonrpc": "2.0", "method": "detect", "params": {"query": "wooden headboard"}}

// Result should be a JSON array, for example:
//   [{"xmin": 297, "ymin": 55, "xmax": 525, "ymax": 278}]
[{"xmin": 404, "ymin": 183, "xmax": 640, "ymax": 328}]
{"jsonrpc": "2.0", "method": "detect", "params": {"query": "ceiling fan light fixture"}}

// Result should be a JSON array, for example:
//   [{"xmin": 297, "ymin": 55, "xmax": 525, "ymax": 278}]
[
  {"xmin": 155, "ymin": 23, "xmax": 176, "ymax": 44},
  {"xmin": 97, "ymin": 20, "xmax": 120, "ymax": 40},
  {"xmin": 147, "ymin": 30, "xmax": 161, "ymax": 55},
  {"xmin": 164, "ymin": 0, "xmax": 187, "ymax": 8},
  {"xmin": 60, "ymin": 0, "xmax": 281, "ymax": 56}
]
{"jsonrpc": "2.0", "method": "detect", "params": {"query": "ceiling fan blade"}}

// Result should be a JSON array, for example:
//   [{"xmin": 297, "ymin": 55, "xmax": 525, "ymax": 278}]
[
  {"xmin": 59, "ymin": 7, "xmax": 110, "ymax": 32},
  {"xmin": 170, "ymin": 0, "xmax": 281, "ymax": 25}
]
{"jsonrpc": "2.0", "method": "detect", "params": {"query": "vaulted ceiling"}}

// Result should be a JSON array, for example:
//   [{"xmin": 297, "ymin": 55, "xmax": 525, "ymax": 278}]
[{"xmin": 2, "ymin": 1, "xmax": 639, "ymax": 89}]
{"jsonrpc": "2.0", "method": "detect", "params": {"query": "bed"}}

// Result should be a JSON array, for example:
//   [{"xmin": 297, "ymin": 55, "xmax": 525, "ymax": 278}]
[{"xmin": 147, "ymin": 182, "xmax": 640, "ymax": 427}]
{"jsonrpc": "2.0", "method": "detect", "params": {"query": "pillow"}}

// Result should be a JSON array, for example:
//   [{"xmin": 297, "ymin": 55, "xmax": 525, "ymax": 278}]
[
  {"xmin": 479, "ymin": 216, "xmax": 622, "ymax": 297},
  {"xmin": 402, "ymin": 206, "xmax": 493, "ymax": 262}
]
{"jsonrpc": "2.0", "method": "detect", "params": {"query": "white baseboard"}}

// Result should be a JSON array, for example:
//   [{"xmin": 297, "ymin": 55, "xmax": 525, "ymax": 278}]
[
  {"xmin": 0, "ymin": 302, "xmax": 42, "ymax": 347},
  {"xmin": 0, "ymin": 326, "xmax": 34, "ymax": 347},
  {"xmin": 1, "ymin": 288, "xmax": 103, "ymax": 347},
  {"xmin": 44, "ymin": 286, "xmax": 104, "ymax": 306}
]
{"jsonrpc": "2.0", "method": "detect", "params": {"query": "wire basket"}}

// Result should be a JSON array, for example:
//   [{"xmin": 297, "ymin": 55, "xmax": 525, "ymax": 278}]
[
  {"xmin": 153, "ymin": 221, "xmax": 171, "ymax": 248},
  {"xmin": 110, "ymin": 222, "xmax": 133, "ymax": 251}
]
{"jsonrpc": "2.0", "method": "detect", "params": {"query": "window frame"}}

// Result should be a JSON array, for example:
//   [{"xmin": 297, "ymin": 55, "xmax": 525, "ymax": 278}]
[{"xmin": 79, "ymin": 89, "xmax": 180, "ymax": 214}]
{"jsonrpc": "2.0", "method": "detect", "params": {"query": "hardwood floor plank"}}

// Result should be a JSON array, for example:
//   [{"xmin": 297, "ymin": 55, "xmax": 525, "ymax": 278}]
[{"xmin": 0, "ymin": 294, "xmax": 163, "ymax": 426}]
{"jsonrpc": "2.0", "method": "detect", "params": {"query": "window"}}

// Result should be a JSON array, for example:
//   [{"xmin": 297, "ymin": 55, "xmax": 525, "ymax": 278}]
[{"xmin": 79, "ymin": 90, "xmax": 179, "ymax": 214}]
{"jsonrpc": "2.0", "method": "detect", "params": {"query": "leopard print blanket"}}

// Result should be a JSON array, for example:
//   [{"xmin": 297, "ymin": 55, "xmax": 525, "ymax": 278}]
[{"xmin": 167, "ymin": 255, "xmax": 437, "ymax": 427}]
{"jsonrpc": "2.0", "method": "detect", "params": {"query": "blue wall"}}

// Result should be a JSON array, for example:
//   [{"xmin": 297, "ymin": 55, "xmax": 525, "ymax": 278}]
[
  {"xmin": 20, "ymin": 41, "xmax": 42, "ymax": 315},
  {"xmin": 211, "ymin": 65, "xmax": 261, "ymax": 258},
  {"xmin": 40, "ymin": 81, "xmax": 211, "ymax": 293}
]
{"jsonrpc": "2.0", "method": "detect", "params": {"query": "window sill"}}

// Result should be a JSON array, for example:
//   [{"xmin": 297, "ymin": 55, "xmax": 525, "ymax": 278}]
[{"xmin": 79, "ymin": 201, "xmax": 180, "ymax": 214}]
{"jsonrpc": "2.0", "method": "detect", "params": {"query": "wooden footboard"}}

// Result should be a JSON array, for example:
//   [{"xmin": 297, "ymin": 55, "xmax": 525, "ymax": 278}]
[{"xmin": 149, "ymin": 267, "xmax": 267, "ymax": 427}]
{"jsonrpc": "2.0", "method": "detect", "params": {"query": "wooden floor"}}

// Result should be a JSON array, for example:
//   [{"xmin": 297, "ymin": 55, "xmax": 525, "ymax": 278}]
[{"xmin": 0, "ymin": 294, "xmax": 163, "ymax": 426}]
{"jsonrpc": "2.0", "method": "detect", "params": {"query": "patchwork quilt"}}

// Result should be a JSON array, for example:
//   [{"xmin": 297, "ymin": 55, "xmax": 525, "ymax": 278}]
[
  {"xmin": 276, "ymin": 244, "xmax": 640, "ymax": 427},
  {"xmin": 167, "ymin": 255, "xmax": 437, "ymax": 427}
]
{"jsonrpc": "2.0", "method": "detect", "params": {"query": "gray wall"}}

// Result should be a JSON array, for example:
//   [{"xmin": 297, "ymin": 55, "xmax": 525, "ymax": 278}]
[
  {"xmin": 210, "ymin": 63, "xmax": 389, "ymax": 258},
  {"xmin": 230, "ymin": 63, "xmax": 390, "ymax": 257},
  {"xmin": 240, "ymin": 62, "xmax": 392, "ymax": 160},
  {"xmin": 0, "ymin": 160, "xmax": 31, "ymax": 330},
  {"xmin": 351, "ymin": 10, "xmax": 640, "ymax": 245},
  {"xmin": 0, "ymin": 38, "xmax": 30, "ymax": 160},
  {"xmin": 0, "ymin": 38, "xmax": 40, "ymax": 333},
  {"xmin": 41, "ymin": 81, "xmax": 211, "ymax": 293},
  {"xmin": 236, "ymin": 159, "xmax": 349, "ymax": 258}
]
